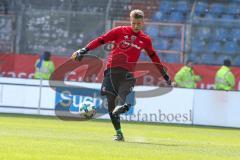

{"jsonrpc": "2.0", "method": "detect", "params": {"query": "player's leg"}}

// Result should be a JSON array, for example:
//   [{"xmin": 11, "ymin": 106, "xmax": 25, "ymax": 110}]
[
  {"xmin": 113, "ymin": 73, "xmax": 135, "ymax": 115},
  {"xmin": 110, "ymin": 83, "xmax": 132, "ymax": 141},
  {"xmin": 106, "ymin": 94, "xmax": 124, "ymax": 141},
  {"xmin": 110, "ymin": 74, "xmax": 135, "ymax": 141},
  {"xmin": 107, "ymin": 94, "xmax": 120, "ymax": 131},
  {"xmin": 101, "ymin": 68, "xmax": 124, "ymax": 141}
]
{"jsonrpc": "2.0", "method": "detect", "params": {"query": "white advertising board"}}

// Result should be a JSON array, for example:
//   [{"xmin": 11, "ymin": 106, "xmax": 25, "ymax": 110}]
[
  {"xmin": 193, "ymin": 89, "xmax": 240, "ymax": 128},
  {"xmin": 0, "ymin": 84, "xmax": 39, "ymax": 108},
  {"xmin": 0, "ymin": 78, "xmax": 240, "ymax": 128}
]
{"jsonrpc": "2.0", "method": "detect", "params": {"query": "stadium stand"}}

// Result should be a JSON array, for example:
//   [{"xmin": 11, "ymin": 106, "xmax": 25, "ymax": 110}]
[
  {"xmin": 109, "ymin": 0, "xmax": 160, "ymax": 20},
  {"xmin": 0, "ymin": 0, "xmax": 8, "ymax": 14}
]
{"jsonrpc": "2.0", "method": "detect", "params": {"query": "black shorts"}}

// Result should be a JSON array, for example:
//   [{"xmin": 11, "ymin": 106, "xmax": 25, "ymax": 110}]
[{"xmin": 100, "ymin": 67, "xmax": 136, "ymax": 97}]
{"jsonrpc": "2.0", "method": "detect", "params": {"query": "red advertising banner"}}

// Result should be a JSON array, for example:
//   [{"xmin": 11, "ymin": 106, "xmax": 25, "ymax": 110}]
[{"xmin": 0, "ymin": 53, "xmax": 239, "ymax": 90}]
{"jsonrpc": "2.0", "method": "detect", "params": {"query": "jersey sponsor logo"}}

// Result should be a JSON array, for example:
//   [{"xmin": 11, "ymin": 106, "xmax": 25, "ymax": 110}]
[{"xmin": 120, "ymin": 40, "xmax": 141, "ymax": 50}]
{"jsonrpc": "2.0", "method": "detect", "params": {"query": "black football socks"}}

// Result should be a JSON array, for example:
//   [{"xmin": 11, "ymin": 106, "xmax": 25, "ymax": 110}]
[{"xmin": 109, "ymin": 112, "xmax": 122, "ymax": 134}]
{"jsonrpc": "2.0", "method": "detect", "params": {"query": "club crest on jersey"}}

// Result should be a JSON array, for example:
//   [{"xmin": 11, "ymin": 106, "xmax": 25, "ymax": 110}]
[
  {"xmin": 131, "ymin": 35, "xmax": 136, "ymax": 42},
  {"xmin": 120, "ymin": 35, "xmax": 140, "ymax": 50}
]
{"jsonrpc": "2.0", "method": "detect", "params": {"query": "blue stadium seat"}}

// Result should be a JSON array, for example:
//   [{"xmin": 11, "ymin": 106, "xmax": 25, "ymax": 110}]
[
  {"xmin": 162, "ymin": 14, "xmax": 170, "ymax": 22},
  {"xmin": 139, "ymin": 52, "xmax": 146, "ymax": 61},
  {"xmin": 195, "ymin": 1, "xmax": 208, "ymax": 14},
  {"xmin": 187, "ymin": 53, "xmax": 201, "ymax": 64},
  {"xmin": 227, "ymin": 4, "xmax": 240, "ymax": 14},
  {"xmin": 176, "ymin": 1, "xmax": 189, "ymax": 13},
  {"xmin": 214, "ymin": 28, "xmax": 228, "ymax": 40},
  {"xmin": 145, "ymin": 25, "xmax": 159, "ymax": 38},
  {"xmin": 152, "ymin": 11, "xmax": 164, "ymax": 21},
  {"xmin": 194, "ymin": 12, "xmax": 203, "ymax": 18},
  {"xmin": 209, "ymin": 3, "xmax": 225, "ymax": 14},
  {"xmin": 153, "ymin": 38, "xmax": 169, "ymax": 50},
  {"xmin": 231, "ymin": 28, "xmax": 240, "ymax": 41},
  {"xmin": 160, "ymin": 26, "xmax": 177, "ymax": 38},
  {"xmin": 169, "ymin": 39, "xmax": 181, "ymax": 51},
  {"xmin": 165, "ymin": 53, "xmax": 180, "ymax": 63},
  {"xmin": 222, "ymin": 41, "xmax": 238, "ymax": 54},
  {"xmin": 196, "ymin": 27, "xmax": 211, "ymax": 40},
  {"xmin": 169, "ymin": 11, "xmax": 184, "ymax": 22},
  {"xmin": 159, "ymin": 1, "xmax": 172, "ymax": 13},
  {"xmin": 201, "ymin": 53, "xmax": 216, "ymax": 64},
  {"xmin": 207, "ymin": 41, "xmax": 222, "ymax": 53},
  {"xmin": 220, "ymin": 14, "xmax": 235, "ymax": 20},
  {"xmin": 234, "ymin": 55, "xmax": 240, "ymax": 66},
  {"xmin": 157, "ymin": 52, "xmax": 167, "ymax": 61},
  {"xmin": 139, "ymin": 52, "xmax": 150, "ymax": 61},
  {"xmin": 191, "ymin": 40, "xmax": 206, "ymax": 52},
  {"xmin": 205, "ymin": 13, "xmax": 218, "ymax": 20}
]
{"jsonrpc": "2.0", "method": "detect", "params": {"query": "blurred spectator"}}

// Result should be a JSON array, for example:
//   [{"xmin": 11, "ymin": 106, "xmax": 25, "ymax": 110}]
[
  {"xmin": 34, "ymin": 51, "xmax": 55, "ymax": 80},
  {"xmin": 174, "ymin": 60, "xmax": 202, "ymax": 88},
  {"xmin": 214, "ymin": 59, "xmax": 235, "ymax": 91}
]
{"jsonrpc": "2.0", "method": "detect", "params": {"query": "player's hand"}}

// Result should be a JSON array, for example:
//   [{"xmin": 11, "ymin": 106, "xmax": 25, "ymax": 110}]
[
  {"xmin": 171, "ymin": 81, "xmax": 177, "ymax": 87},
  {"xmin": 167, "ymin": 79, "xmax": 172, "ymax": 86},
  {"xmin": 71, "ymin": 48, "xmax": 89, "ymax": 61},
  {"xmin": 163, "ymin": 74, "xmax": 172, "ymax": 86}
]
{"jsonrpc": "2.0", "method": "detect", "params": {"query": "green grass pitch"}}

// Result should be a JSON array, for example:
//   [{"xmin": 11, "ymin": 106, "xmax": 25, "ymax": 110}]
[{"xmin": 0, "ymin": 114, "xmax": 240, "ymax": 160}]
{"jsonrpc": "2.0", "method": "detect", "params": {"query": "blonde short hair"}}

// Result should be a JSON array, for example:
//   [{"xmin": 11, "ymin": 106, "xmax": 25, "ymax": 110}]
[{"xmin": 130, "ymin": 9, "xmax": 144, "ymax": 19}]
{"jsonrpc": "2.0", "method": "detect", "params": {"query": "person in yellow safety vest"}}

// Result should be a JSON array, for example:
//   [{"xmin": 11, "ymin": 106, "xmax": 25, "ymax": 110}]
[
  {"xmin": 174, "ymin": 60, "xmax": 202, "ymax": 88},
  {"xmin": 34, "ymin": 51, "xmax": 55, "ymax": 80},
  {"xmin": 215, "ymin": 59, "xmax": 235, "ymax": 91}
]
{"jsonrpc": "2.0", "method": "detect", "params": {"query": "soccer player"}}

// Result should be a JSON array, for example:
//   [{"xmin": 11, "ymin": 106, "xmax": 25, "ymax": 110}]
[{"xmin": 71, "ymin": 9, "xmax": 172, "ymax": 141}]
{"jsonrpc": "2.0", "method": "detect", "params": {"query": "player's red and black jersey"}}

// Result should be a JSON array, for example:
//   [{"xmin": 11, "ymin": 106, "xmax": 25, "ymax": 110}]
[{"xmin": 86, "ymin": 26, "xmax": 162, "ymax": 72}]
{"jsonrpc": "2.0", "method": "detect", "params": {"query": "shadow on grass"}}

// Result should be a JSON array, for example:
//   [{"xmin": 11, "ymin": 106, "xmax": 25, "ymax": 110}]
[
  {"xmin": 125, "ymin": 141, "xmax": 184, "ymax": 147},
  {"xmin": 93, "ymin": 119, "xmax": 240, "ymax": 131}
]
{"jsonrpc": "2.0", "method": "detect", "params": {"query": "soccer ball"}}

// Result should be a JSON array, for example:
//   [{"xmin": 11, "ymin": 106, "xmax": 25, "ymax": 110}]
[{"xmin": 79, "ymin": 99, "xmax": 96, "ymax": 119}]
